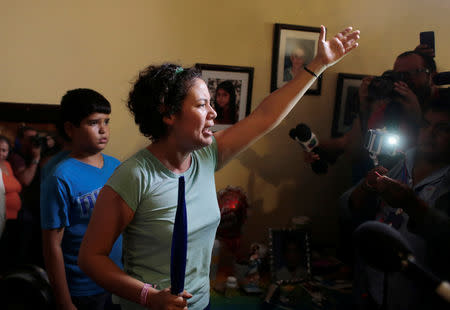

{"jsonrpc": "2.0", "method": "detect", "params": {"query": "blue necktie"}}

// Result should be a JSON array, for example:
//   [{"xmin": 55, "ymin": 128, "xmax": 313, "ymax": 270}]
[{"xmin": 170, "ymin": 176, "xmax": 188, "ymax": 295}]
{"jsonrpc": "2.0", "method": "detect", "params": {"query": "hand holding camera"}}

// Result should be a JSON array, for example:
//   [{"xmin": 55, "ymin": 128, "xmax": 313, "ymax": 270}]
[{"xmin": 393, "ymin": 81, "xmax": 422, "ymax": 123}]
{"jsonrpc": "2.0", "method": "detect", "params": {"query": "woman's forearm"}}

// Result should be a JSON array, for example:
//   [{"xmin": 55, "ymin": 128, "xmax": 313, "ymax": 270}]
[
  {"xmin": 252, "ymin": 58, "xmax": 326, "ymax": 132},
  {"xmin": 78, "ymin": 251, "xmax": 144, "ymax": 306}
]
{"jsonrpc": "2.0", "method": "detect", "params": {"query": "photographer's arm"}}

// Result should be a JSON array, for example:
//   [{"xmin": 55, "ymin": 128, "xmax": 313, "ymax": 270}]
[
  {"xmin": 373, "ymin": 176, "xmax": 450, "ymax": 278},
  {"xmin": 373, "ymin": 175, "xmax": 450, "ymax": 237},
  {"xmin": 14, "ymin": 145, "xmax": 41, "ymax": 187},
  {"xmin": 394, "ymin": 81, "xmax": 422, "ymax": 125},
  {"xmin": 302, "ymin": 87, "xmax": 366, "ymax": 166},
  {"xmin": 348, "ymin": 166, "xmax": 389, "ymax": 214}
]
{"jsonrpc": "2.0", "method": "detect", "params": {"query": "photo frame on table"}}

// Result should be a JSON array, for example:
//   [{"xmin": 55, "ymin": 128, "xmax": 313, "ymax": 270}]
[
  {"xmin": 271, "ymin": 23, "xmax": 322, "ymax": 95},
  {"xmin": 269, "ymin": 227, "xmax": 311, "ymax": 283},
  {"xmin": 331, "ymin": 73, "xmax": 369, "ymax": 137},
  {"xmin": 196, "ymin": 63, "xmax": 254, "ymax": 131}
]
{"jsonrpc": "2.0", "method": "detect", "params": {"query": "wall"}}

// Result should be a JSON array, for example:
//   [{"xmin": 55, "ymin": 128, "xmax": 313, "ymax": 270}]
[{"xmin": 1, "ymin": 0, "xmax": 449, "ymax": 252}]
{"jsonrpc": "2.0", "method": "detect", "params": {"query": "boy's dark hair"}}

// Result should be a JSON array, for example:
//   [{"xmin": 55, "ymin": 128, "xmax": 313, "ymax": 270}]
[
  {"xmin": 397, "ymin": 50, "xmax": 437, "ymax": 73},
  {"xmin": 58, "ymin": 88, "xmax": 111, "ymax": 141},
  {"xmin": 127, "ymin": 63, "xmax": 201, "ymax": 142},
  {"xmin": 214, "ymin": 80, "xmax": 237, "ymax": 122}
]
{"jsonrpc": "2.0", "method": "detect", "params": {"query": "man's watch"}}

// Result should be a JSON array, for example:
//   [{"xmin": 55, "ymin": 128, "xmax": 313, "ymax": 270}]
[{"xmin": 31, "ymin": 158, "xmax": 40, "ymax": 165}]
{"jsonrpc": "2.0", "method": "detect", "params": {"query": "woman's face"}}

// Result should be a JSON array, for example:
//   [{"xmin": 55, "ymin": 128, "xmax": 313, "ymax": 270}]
[
  {"xmin": 169, "ymin": 78, "xmax": 217, "ymax": 150},
  {"xmin": 216, "ymin": 88, "xmax": 231, "ymax": 109},
  {"xmin": 0, "ymin": 140, "xmax": 10, "ymax": 161}
]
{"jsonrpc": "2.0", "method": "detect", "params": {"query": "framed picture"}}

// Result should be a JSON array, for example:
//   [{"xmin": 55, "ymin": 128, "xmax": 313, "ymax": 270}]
[
  {"xmin": 331, "ymin": 73, "xmax": 369, "ymax": 137},
  {"xmin": 196, "ymin": 63, "xmax": 254, "ymax": 131},
  {"xmin": 269, "ymin": 227, "xmax": 311, "ymax": 283},
  {"xmin": 271, "ymin": 23, "xmax": 322, "ymax": 94},
  {"xmin": 0, "ymin": 101, "xmax": 63, "ymax": 166}
]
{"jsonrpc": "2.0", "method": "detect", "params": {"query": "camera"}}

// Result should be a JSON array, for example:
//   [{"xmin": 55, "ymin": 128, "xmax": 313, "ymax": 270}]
[
  {"xmin": 30, "ymin": 134, "xmax": 50, "ymax": 155},
  {"xmin": 368, "ymin": 70, "xmax": 406, "ymax": 102},
  {"xmin": 364, "ymin": 128, "xmax": 401, "ymax": 166}
]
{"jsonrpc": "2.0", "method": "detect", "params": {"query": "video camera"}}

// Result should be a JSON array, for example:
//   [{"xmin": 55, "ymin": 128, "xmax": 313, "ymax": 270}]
[
  {"xmin": 368, "ymin": 70, "xmax": 406, "ymax": 102},
  {"xmin": 364, "ymin": 128, "xmax": 401, "ymax": 166},
  {"xmin": 30, "ymin": 134, "xmax": 49, "ymax": 154}
]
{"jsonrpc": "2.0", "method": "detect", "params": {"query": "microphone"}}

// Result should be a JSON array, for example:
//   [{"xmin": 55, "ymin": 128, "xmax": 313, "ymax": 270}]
[
  {"xmin": 354, "ymin": 221, "xmax": 450, "ymax": 303},
  {"xmin": 433, "ymin": 72, "xmax": 450, "ymax": 86},
  {"xmin": 289, "ymin": 123, "xmax": 328, "ymax": 174}
]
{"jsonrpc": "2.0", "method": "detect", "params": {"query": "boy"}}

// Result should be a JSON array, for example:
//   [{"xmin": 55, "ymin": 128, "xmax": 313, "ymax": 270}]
[{"xmin": 41, "ymin": 88, "xmax": 122, "ymax": 310}]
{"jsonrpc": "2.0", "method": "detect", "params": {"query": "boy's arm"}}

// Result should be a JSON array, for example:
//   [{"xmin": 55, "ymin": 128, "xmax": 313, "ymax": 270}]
[
  {"xmin": 40, "ymin": 174, "xmax": 75, "ymax": 310},
  {"xmin": 42, "ymin": 227, "xmax": 76, "ymax": 310}
]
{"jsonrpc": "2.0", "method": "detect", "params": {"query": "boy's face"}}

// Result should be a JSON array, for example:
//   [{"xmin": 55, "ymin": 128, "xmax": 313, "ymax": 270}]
[{"xmin": 68, "ymin": 113, "xmax": 110, "ymax": 154}]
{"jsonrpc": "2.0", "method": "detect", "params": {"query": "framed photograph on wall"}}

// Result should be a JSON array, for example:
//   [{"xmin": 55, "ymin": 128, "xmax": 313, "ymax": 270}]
[
  {"xmin": 331, "ymin": 73, "xmax": 369, "ymax": 137},
  {"xmin": 271, "ymin": 23, "xmax": 322, "ymax": 94},
  {"xmin": 196, "ymin": 63, "xmax": 254, "ymax": 131},
  {"xmin": 269, "ymin": 227, "xmax": 311, "ymax": 283}
]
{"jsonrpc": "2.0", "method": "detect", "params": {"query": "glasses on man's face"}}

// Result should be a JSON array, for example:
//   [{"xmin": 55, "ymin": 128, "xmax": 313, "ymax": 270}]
[{"xmin": 398, "ymin": 68, "xmax": 430, "ymax": 79}]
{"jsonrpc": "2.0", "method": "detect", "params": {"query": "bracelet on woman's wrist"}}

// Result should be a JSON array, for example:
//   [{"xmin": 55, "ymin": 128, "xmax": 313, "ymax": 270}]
[
  {"xmin": 304, "ymin": 65, "xmax": 318, "ymax": 78},
  {"xmin": 140, "ymin": 283, "xmax": 154, "ymax": 306}
]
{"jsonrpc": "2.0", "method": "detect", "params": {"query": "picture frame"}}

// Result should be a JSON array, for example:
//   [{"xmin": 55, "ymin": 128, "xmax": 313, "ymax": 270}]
[
  {"xmin": 196, "ymin": 63, "xmax": 254, "ymax": 131},
  {"xmin": 269, "ymin": 227, "xmax": 311, "ymax": 283},
  {"xmin": 271, "ymin": 23, "xmax": 322, "ymax": 94},
  {"xmin": 331, "ymin": 73, "xmax": 369, "ymax": 137}
]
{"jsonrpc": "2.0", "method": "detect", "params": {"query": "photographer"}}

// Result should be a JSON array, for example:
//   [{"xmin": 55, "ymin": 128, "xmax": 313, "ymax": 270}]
[
  {"xmin": 10, "ymin": 126, "xmax": 42, "ymax": 187},
  {"xmin": 9, "ymin": 126, "xmax": 45, "ymax": 267},
  {"xmin": 340, "ymin": 97, "xmax": 450, "ymax": 310},
  {"xmin": 303, "ymin": 50, "xmax": 437, "ymax": 181}
]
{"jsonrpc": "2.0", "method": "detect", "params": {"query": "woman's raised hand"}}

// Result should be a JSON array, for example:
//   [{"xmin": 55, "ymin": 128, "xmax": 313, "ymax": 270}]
[{"xmin": 316, "ymin": 25, "xmax": 360, "ymax": 68}]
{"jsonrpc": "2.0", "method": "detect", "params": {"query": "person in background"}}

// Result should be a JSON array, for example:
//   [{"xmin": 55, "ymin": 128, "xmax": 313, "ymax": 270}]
[
  {"xmin": 340, "ymin": 96, "xmax": 450, "ymax": 310},
  {"xmin": 10, "ymin": 126, "xmax": 41, "ymax": 187},
  {"xmin": 8, "ymin": 125, "xmax": 44, "ymax": 266},
  {"xmin": 0, "ymin": 135, "xmax": 23, "ymax": 272},
  {"xmin": 0, "ymin": 165, "xmax": 5, "ymax": 239},
  {"xmin": 41, "ymin": 88, "xmax": 123, "ymax": 310},
  {"xmin": 303, "ymin": 49, "xmax": 437, "ymax": 181},
  {"xmin": 78, "ymin": 25, "xmax": 359, "ymax": 310}
]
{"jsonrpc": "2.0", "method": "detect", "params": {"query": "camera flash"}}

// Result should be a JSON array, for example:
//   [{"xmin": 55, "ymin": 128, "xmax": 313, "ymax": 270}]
[{"xmin": 387, "ymin": 135, "xmax": 399, "ymax": 145}]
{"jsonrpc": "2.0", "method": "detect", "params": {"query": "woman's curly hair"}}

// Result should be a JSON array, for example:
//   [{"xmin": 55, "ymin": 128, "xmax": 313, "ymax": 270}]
[{"xmin": 127, "ymin": 63, "xmax": 201, "ymax": 142}]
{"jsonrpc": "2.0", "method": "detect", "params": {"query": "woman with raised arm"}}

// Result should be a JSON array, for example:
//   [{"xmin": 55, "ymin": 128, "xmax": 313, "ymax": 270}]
[{"xmin": 78, "ymin": 25, "xmax": 359, "ymax": 310}]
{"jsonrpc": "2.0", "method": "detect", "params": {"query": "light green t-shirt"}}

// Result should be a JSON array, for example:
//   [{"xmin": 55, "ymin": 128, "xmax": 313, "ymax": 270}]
[{"xmin": 107, "ymin": 139, "xmax": 220, "ymax": 310}]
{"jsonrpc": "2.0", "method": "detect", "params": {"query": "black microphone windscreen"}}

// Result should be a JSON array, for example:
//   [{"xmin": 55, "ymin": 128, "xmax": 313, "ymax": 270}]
[
  {"xmin": 433, "ymin": 72, "xmax": 450, "ymax": 86},
  {"xmin": 288, "ymin": 128, "xmax": 297, "ymax": 140},
  {"xmin": 295, "ymin": 124, "xmax": 312, "ymax": 142},
  {"xmin": 354, "ymin": 221, "xmax": 412, "ymax": 272}
]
